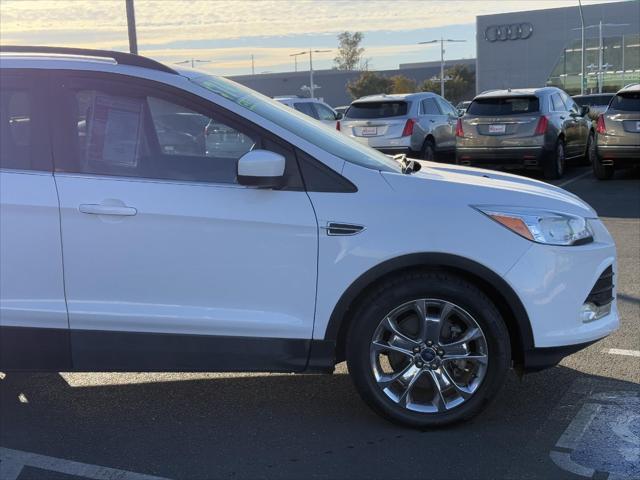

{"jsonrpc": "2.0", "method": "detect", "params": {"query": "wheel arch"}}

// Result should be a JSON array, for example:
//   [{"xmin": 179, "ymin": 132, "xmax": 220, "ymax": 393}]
[{"xmin": 325, "ymin": 253, "xmax": 533, "ymax": 366}]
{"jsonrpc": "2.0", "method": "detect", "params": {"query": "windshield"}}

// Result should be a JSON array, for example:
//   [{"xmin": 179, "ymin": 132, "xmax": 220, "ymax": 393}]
[
  {"xmin": 345, "ymin": 101, "xmax": 408, "ymax": 119},
  {"xmin": 191, "ymin": 74, "xmax": 401, "ymax": 172},
  {"xmin": 467, "ymin": 97, "xmax": 540, "ymax": 115}
]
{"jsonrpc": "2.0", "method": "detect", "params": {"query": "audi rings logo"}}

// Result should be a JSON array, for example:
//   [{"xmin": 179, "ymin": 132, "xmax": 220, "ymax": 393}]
[{"xmin": 485, "ymin": 23, "xmax": 534, "ymax": 42}]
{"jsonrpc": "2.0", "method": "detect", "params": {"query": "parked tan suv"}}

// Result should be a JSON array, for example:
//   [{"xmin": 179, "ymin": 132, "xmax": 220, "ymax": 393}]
[
  {"xmin": 591, "ymin": 84, "xmax": 640, "ymax": 180},
  {"xmin": 456, "ymin": 87, "xmax": 592, "ymax": 179}
]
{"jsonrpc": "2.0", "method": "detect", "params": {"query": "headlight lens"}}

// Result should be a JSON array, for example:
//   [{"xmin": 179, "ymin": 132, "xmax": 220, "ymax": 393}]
[{"xmin": 475, "ymin": 206, "xmax": 594, "ymax": 246}]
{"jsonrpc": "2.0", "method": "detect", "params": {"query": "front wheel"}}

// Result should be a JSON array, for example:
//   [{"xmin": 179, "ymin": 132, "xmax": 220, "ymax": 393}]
[{"xmin": 346, "ymin": 272, "xmax": 511, "ymax": 428}]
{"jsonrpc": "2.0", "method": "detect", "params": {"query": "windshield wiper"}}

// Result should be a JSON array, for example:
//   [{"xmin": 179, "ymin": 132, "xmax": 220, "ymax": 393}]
[{"xmin": 393, "ymin": 154, "xmax": 422, "ymax": 174}]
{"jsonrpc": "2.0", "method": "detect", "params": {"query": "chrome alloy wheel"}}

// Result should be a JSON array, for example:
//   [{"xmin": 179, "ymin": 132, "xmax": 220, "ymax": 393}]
[{"xmin": 369, "ymin": 299, "xmax": 489, "ymax": 413}]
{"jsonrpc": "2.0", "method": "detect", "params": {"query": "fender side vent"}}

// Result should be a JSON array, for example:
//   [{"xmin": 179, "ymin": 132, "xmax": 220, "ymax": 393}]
[{"xmin": 325, "ymin": 222, "xmax": 365, "ymax": 236}]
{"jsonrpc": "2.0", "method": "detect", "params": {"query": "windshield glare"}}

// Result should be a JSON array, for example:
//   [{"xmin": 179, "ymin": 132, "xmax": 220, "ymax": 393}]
[{"xmin": 191, "ymin": 74, "xmax": 401, "ymax": 173}]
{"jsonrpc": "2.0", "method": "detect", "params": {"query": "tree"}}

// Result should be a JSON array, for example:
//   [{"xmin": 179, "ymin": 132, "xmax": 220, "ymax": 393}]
[
  {"xmin": 347, "ymin": 71, "xmax": 393, "ymax": 99},
  {"xmin": 334, "ymin": 31, "xmax": 367, "ymax": 71},
  {"xmin": 419, "ymin": 64, "xmax": 475, "ymax": 105},
  {"xmin": 390, "ymin": 75, "xmax": 417, "ymax": 94}
]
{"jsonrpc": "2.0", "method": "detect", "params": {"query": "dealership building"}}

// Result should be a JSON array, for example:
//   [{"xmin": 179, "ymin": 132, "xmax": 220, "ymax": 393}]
[
  {"xmin": 476, "ymin": 0, "xmax": 640, "ymax": 94},
  {"xmin": 231, "ymin": 0, "xmax": 639, "ymax": 106}
]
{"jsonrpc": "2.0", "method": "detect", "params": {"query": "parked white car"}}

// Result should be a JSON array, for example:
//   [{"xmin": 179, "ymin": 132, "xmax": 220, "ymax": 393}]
[
  {"xmin": 275, "ymin": 96, "xmax": 342, "ymax": 129},
  {"xmin": 0, "ymin": 47, "xmax": 618, "ymax": 428}
]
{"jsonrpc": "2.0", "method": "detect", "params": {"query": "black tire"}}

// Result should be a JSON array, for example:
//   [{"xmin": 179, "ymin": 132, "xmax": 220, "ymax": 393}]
[
  {"xmin": 581, "ymin": 132, "xmax": 594, "ymax": 166},
  {"xmin": 421, "ymin": 138, "xmax": 436, "ymax": 161},
  {"xmin": 543, "ymin": 138, "xmax": 566, "ymax": 180},
  {"xmin": 592, "ymin": 147, "xmax": 615, "ymax": 180},
  {"xmin": 346, "ymin": 271, "xmax": 511, "ymax": 428}
]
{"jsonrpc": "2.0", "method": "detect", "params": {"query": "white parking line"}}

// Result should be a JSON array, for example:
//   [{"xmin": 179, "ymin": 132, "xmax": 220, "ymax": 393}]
[
  {"xmin": 602, "ymin": 348, "xmax": 640, "ymax": 358},
  {"xmin": 556, "ymin": 170, "xmax": 592, "ymax": 188},
  {"xmin": 0, "ymin": 447, "xmax": 171, "ymax": 480}
]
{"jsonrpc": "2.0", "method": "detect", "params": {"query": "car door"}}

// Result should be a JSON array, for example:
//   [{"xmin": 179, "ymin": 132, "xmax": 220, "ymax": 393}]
[
  {"xmin": 561, "ymin": 92, "xmax": 589, "ymax": 156},
  {"xmin": 434, "ymin": 97, "xmax": 458, "ymax": 151},
  {"xmin": 313, "ymin": 102, "xmax": 339, "ymax": 128},
  {"xmin": 50, "ymin": 71, "xmax": 318, "ymax": 371},
  {"xmin": 0, "ymin": 70, "xmax": 71, "ymax": 370}
]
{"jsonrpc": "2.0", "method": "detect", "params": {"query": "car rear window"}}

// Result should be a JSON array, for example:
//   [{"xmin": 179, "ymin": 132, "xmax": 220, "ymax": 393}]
[
  {"xmin": 345, "ymin": 101, "xmax": 408, "ymax": 119},
  {"xmin": 467, "ymin": 97, "xmax": 539, "ymax": 115},
  {"xmin": 609, "ymin": 92, "xmax": 640, "ymax": 112},
  {"xmin": 573, "ymin": 95, "xmax": 613, "ymax": 107}
]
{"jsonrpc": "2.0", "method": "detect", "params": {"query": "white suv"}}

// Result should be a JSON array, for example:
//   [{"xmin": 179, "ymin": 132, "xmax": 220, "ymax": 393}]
[
  {"xmin": 274, "ymin": 96, "xmax": 341, "ymax": 129},
  {"xmin": 0, "ymin": 47, "xmax": 619, "ymax": 428}
]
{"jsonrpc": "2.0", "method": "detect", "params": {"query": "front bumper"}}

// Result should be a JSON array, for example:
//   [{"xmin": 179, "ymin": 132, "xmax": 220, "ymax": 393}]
[
  {"xmin": 506, "ymin": 219, "xmax": 619, "ymax": 352},
  {"xmin": 456, "ymin": 146, "xmax": 550, "ymax": 169}
]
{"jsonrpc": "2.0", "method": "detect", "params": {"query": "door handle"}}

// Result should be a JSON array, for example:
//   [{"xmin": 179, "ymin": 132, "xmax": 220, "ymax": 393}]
[{"xmin": 79, "ymin": 204, "xmax": 137, "ymax": 216}]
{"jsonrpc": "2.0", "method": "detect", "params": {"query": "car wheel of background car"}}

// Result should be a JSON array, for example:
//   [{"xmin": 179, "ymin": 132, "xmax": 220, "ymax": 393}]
[
  {"xmin": 581, "ymin": 133, "xmax": 595, "ymax": 166},
  {"xmin": 544, "ymin": 139, "xmax": 565, "ymax": 180},
  {"xmin": 346, "ymin": 271, "xmax": 511, "ymax": 428},
  {"xmin": 592, "ymin": 151, "xmax": 615, "ymax": 180},
  {"xmin": 421, "ymin": 139, "xmax": 436, "ymax": 161}
]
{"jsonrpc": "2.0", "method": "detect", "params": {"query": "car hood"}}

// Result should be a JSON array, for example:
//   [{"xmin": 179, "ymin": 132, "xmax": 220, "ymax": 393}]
[{"xmin": 381, "ymin": 161, "xmax": 597, "ymax": 218}]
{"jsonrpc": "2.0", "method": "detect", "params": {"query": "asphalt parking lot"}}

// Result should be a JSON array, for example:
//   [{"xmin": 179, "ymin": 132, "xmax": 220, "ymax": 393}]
[{"xmin": 1, "ymin": 165, "xmax": 638, "ymax": 480}]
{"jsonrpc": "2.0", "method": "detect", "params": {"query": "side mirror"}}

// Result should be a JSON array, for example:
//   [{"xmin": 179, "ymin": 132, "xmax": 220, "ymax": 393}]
[
  {"xmin": 580, "ymin": 105, "xmax": 590, "ymax": 117},
  {"xmin": 335, "ymin": 112, "xmax": 344, "ymax": 120},
  {"xmin": 457, "ymin": 109, "xmax": 465, "ymax": 117},
  {"xmin": 237, "ymin": 150, "xmax": 285, "ymax": 189}
]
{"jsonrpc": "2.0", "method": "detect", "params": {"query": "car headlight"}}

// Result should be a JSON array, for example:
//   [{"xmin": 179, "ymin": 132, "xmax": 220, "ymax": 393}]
[{"xmin": 475, "ymin": 206, "xmax": 594, "ymax": 246}]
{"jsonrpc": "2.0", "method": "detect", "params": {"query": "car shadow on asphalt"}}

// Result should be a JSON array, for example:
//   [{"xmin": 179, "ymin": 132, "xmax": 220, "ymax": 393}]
[{"xmin": 0, "ymin": 365, "xmax": 638, "ymax": 480}]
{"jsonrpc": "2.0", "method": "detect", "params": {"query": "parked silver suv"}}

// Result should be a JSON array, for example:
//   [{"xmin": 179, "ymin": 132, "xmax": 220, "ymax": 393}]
[
  {"xmin": 591, "ymin": 84, "xmax": 640, "ymax": 180},
  {"xmin": 456, "ymin": 87, "xmax": 593, "ymax": 179},
  {"xmin": 340, "ymin": 93, "xmax": 458, "ymax": 160}
]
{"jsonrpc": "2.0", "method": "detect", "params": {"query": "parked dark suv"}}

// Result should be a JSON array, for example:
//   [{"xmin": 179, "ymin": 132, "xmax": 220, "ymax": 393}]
[
  {"xmin": 456, "ymin": 87, "xmax": 593, "ymax": 179},
  {"xmin": 591, "ymin": 84, "xmax": 640, "ymax": 180}
]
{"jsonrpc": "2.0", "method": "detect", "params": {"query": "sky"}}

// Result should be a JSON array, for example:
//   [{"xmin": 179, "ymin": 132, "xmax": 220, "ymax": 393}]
[{"xmin": 0, "ymin": 0, "xmax": 625, "ymax": 76}]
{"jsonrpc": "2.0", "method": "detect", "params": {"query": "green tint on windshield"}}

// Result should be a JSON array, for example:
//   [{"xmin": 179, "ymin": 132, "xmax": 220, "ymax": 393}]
[{"xmin": 191, "ymin": 74, "xmax": 401, "ymax": 173}]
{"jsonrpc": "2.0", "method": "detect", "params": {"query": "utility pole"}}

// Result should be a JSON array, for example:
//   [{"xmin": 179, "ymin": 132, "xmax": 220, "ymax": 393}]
[
  {"xmin": 290, "ymin": 51, "xmax": 306, "ymax": 73},
  {"xmin": 174, "ymin": 59, "xmax": 211, "ymax": 69},
  {"xmin": 578, "ymin": 0, "xmax": 586, "ymax": 95},
  {"xmin": 418, "ymin": 38, "xmax": 466, "ymax": 99},
  {"xmin": 125, "ymin": 0, "xmax": 138, "ymax": 54}
]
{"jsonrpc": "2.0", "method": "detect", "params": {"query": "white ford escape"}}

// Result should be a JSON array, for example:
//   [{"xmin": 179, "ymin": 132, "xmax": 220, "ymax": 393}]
[{"xmin": 0, "ymin": 47, "xmax": 619, "ymax": 428}]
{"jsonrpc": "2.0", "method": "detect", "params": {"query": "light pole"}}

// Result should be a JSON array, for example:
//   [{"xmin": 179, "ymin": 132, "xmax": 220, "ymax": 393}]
[
  {"xmin": 418, "ymin": 38, "xmax": 466, "ymax": 99},
  {"xmin": 290, "ymin": 51, "xmax": 305, "ymax": 72},
  {"xmin": 125, "ymin": 0, "xmax": 138, "ymax": 54},
  {"xmin": 578, "ymin": 0, "xmax": 586, "ymax": 94},
  {"xmin": 290, "ymin": 49, "xmax": 331, "ymax": 98},
  {"xmin": 174, "ymin": 59, "xmax": 212, "ymax": 69}
]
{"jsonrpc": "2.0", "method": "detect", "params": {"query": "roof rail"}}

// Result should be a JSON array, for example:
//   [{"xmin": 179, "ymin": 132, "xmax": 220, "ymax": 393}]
[{"xmin": 0, "ymin": 45, "xmax": 178, "ymax": 75}]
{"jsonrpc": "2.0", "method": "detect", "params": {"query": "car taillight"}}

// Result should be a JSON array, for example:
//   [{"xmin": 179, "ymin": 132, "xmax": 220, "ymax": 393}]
[
  {"xmin": 402, "ymin": 118, "xmax": 416, "ymax": 137},
  {"xmin": 596, "ymin": 114, "xmax": 606, "ymax": 134},
  {"xmin": 336, "ymin": 120, "xmax": 341, "ymax": 131},
  {"xmin": 455, "ymin": 118, "xmax": 464, "ymax": 137},
  {"xmin": 534, "ymin": 115, "xmax": 549, "ymax": 135}
]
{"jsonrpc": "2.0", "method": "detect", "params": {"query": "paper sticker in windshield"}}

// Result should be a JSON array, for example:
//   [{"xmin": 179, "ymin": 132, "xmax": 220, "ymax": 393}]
[{"xmin": 85, "ymin": 95, "xmax": 144, "ymax": 167}]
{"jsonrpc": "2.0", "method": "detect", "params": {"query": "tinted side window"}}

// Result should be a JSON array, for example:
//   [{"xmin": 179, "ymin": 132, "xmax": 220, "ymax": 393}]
[
  {"xmin": 436, "ymin": 98, "xmax": 457, "ymax": 116},
  {"xmin": 294, "ymin": 102, "xmax": 318, "ymax": 119},
  {"xmin": 53, "ymin": 73, "xmax": 302, "ymax": 187},
  {"xmin": 551, "ymin": 93, "xmax": 566, "ymax": 112},
  {"xmin": 0, "ymin": 73, "xmax": 50, "ymax": 171},
  {"xmin": 560, "ymin": 92, "xmax": 579, "ymax": 114},
  {"xmin": 314, "ymin": 103, "xmax": 337, "ymax": 121},
  {"xmin": 421, "ymin": 98, "xmax": 440, "ymax": 115}
]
